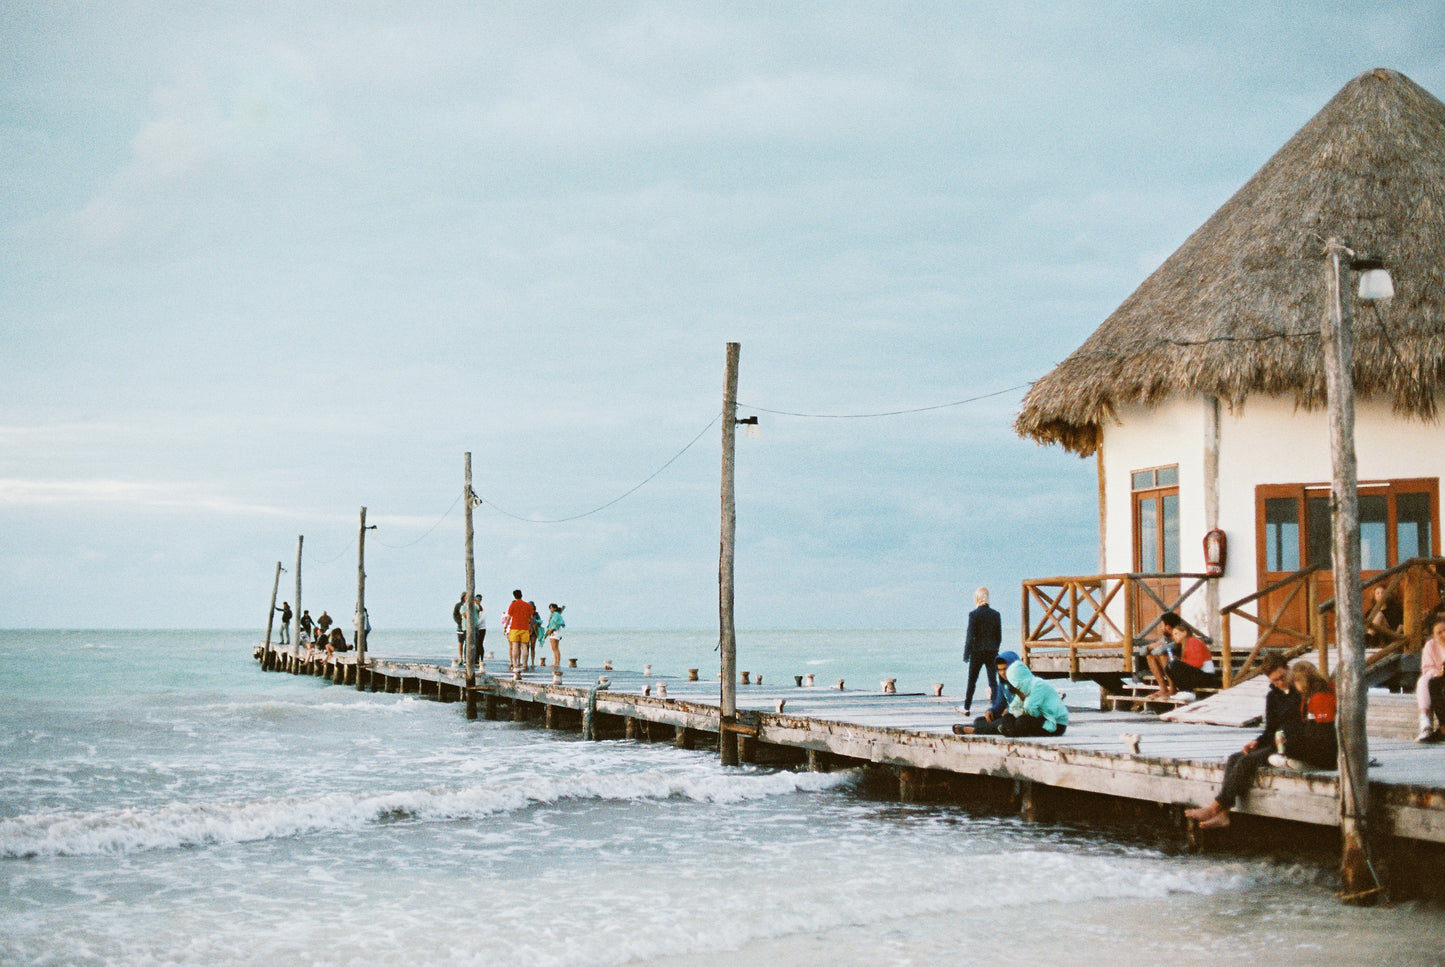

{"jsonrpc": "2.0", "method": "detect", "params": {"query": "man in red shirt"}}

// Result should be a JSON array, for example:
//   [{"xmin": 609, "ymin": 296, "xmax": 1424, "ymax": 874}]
[{"xmin": 505, "ymin": 590, "xmax": 535, "ymax": 672}]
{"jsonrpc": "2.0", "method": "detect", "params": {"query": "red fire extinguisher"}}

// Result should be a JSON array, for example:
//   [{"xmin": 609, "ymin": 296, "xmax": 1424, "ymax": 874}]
[{"xmin": 1204, "ymin": 529, "xmax": 1227, "ymax": 577}]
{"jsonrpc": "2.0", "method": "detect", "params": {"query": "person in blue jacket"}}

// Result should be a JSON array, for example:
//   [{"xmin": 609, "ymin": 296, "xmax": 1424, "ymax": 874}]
[
  {"xmin": 996, "ymin": 660, "xmax": 1069, "ymax": 737},
  {"xmin": 954, "ymin": 651, "xmax": 1019, "ymax": 735}
]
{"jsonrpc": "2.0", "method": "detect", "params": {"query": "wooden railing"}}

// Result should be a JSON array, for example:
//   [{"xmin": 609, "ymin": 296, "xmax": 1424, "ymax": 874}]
[
  {"xmin": 1021, "ymin": 572, "xmax": 1213, "ymax": 677},
  {"xmin": 1321, "ymin": 557, "xmax": 1445, "ymax": 676},
  {"xmin": 1218, "ymin": 556, "xmax": 1445, "ymax": 687},
  {"xmin": 1218, "ymin": 567, "xmax": 1322, "ymax": 687}
]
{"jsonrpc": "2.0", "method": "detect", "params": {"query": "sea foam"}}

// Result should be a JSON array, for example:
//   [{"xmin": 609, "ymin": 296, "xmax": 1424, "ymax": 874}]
[{"xmin": 0, "ymin": 764, "xmax": 856, "ymax": 858}]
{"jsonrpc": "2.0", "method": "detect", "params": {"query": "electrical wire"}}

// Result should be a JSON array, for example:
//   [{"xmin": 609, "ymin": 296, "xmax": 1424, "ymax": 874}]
[
  {"xmin": 738, "ymin": 383, "xmax": 1030, "ymax": 419},
  {"xmin": 371, "ymin": 491, "xmax": 464, "ymax": 549},
  {"xmin": 475, "ymin": 413, "xmax": 722, "ymax": 524}
]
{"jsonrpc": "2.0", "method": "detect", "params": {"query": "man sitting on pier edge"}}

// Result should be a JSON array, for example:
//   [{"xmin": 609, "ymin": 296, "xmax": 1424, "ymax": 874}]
[{"xmin": 1184, "ymin": 653, "xmax": 1301, "ymax": 830}]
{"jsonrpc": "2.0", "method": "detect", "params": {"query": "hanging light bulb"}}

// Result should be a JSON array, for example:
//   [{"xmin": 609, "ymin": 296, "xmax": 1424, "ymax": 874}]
[{"xmin": 1351, "ymin": 257, "xmax": 1395, "ymax": 301}]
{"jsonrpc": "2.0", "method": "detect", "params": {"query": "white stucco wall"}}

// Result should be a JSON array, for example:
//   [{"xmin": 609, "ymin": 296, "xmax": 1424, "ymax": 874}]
[{"xmin": 1099, "ymin": 392, "xmax": 1444, "ymax": 633}]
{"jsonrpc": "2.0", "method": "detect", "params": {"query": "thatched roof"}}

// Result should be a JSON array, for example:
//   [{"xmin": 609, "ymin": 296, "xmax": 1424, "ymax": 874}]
[{"xmin": 1015, "ymin": 68, "xmax": 1445, "ymax": 456}]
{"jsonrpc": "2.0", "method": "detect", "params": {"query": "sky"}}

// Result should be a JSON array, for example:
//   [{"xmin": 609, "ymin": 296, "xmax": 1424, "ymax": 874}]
[{"xmin": 3, "ymin": 2, "xmax": 1444, "ymax": 631}]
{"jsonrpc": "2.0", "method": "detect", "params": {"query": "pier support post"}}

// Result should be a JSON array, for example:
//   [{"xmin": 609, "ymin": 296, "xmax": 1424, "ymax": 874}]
[
  {"xmin": 674, "ymin": 726, "xmax": 693, "ymax": 750},
  {"xmin": 899, "ymin": 767, "xmax": 927, "ymax": 803},
  {"xmin": 625, "ymin": 717, "xmax": 638, "ymax": 740},
  {"xmin": 1017, "ymin": 780, "xmax": 1051, "ymax": 823},
  {"xmin": 513, "ymin": 699, "xmax": 529, "ymax": 722},
  {"xmin": 806, "ymin": 749, "xmax": 830, "ymax": 772}
]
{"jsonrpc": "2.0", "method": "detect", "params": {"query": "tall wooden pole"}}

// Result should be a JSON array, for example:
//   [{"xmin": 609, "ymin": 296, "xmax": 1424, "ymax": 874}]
[
  {"xmin": 464, "ymin": 452, "xmax": 479, "ymax": 721},
  {"xmin": 264, "ymin": 561, "xmax": 282, "ymax": 649},
  {"xmin": 1322, "ymin": 238, "xmax": 1377, "ymax": 903},
  {"xmin": 294, "ymin": 535, "xmax": 303, "ymax": 649},
  {"xmin": 355, "ymin": 506, "xmax": 370, "ymax": 689},
  {"xmin": 719, "ymin": 342, "xmax": 740, "ymax": 766}
]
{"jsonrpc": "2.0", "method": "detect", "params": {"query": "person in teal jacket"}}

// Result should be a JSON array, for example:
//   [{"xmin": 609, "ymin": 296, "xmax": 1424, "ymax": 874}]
[
  {"xmin": 998, "ymin": 661, "xmax": 1069, "ymax": 737},
  {"xmin": 544, "ymin": 603, "xmax": 566, "ymax": 669}
]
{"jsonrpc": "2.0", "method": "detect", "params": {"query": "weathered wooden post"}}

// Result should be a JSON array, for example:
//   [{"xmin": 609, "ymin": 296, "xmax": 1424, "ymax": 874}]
[
  {"xmin": 294, "ymin": 535, "xmax": 303, "ymax": 655},
  {"xmin": 264, "ymin": 560, "xmax": 282, "ymax": 653},
  {"xmin": 355, "ymin": 507, "xmax": 374, "ymax": 690},
  {"xmin": 719, "ymin": 342, "xmax": 740, "ymax": 766},
  {"xmin": 1322, "ymin": 237, "xmax": 1381, "ymax": 903},
  {"xmin": 464, "ymin": 452, "xmax": 479, "ymax": 721}
]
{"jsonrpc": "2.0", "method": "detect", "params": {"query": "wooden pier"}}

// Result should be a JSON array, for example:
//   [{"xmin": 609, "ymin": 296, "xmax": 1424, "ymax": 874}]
[{"xmin": 254, "ymin": 642, "xmax": 1445, "ymax": 894}]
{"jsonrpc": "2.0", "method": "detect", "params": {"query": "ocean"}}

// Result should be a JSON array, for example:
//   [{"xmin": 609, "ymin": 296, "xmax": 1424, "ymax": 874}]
[{"xmin": 1, "ymin": 628, "xmax": 1441, "ymax": 966}]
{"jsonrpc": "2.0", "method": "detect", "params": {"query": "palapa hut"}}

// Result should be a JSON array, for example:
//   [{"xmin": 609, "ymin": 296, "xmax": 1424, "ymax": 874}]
[{"xmin": 1015, "ymin": 68, "xmax": 1445, "ymax": 652}]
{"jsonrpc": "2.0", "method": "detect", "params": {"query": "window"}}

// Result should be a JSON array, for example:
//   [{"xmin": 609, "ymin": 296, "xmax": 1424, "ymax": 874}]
[
  {"xmin": 1133, "ymin": 465, "xmax": 1180, "ymax": 574},
  {"xmin": 1256, "ymin": 478, "xmax": 1439, "ymax": 578}
]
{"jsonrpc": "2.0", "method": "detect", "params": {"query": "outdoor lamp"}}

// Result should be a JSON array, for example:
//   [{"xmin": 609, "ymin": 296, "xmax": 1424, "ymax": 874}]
[
  {"xmin": 1351, "ymin": 256, "xmax": 1395, "ymax": 301},
  {"xmin": 737, "ymin": 415, "xmax": 761, "ymax": 439}
]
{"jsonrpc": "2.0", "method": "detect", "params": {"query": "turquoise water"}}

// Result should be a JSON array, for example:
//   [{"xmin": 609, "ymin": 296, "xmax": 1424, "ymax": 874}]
[{"xmin": 1, "ymin": 629, "xmax": 1441, "ymax": 966}]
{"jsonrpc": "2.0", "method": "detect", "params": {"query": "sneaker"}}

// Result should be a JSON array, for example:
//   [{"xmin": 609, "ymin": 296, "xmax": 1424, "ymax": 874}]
[
  {"xmin": 1268, "ymin": 753, "xmax": 1288, "ymax": 768},
  {"xmin": 1175, "ymin": 691, "xmax": 1196, "ymax": 703},
  {"xmin": 952, "ymin": 723, "xmax": 967, "ymax": 735}
]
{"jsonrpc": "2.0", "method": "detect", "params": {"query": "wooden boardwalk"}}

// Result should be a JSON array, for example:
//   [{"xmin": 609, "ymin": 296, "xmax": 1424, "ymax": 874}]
[{"xmin": 254, "ymin": 644, "xmax": 1445, "ymax": 852}]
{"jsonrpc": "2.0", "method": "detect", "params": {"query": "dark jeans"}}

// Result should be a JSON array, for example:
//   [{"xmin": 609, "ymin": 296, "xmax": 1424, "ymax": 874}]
[
  {"xmin": 1216, "ymin": 745, "xmax": 1274, "ymax": 809},
  {"xmin": 1431, "ymin": 676, "xmax": 1445, "ymax": 720},
  {"xmin": 998, "ymin": 713, "xmax": 1066, "ymax": 738},
  {"xmin": 965, "ymin": 652, "xmax": 999, "ymax": 710},
  {"xmin": 1166, "ymin": 660, "xmax": 1220, "ymax": 693},
  {"xmin": 1281, "ymin": 722, "xmax": 1338, "ymax": 769},
  {"xmin": 970, "ymin": 713, "xmax": 1005, "ymax": 735}
]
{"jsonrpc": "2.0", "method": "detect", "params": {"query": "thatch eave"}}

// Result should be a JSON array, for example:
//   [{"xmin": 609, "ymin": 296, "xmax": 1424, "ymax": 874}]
[{"xmin": 1015, "ymin": 68, "xmax": 1445, "ymax": 456}]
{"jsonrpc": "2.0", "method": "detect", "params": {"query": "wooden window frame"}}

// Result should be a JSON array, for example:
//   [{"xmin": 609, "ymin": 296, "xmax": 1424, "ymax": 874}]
[{"xmin": 1254, "ymin": 477, "xmax": 1441, "ymax": 583}]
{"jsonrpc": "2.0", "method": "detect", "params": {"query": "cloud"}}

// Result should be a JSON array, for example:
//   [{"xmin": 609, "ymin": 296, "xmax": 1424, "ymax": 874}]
[{"xmin": 0, "ymin": 478, "xmax": 298, "ymax": 519}]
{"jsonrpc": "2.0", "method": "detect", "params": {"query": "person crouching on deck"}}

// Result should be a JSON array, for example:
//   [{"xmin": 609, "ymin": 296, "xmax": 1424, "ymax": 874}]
[
  {"xmin": 954, "ymin": 651, "xmax": 1019, "ymax": 735},
  {"xmin": 996, "ymin": 660, "xmax": 1069, "ymax": 738},
  {"xmin": 1185, "ymin": 653, "xmax": 1301, "ymax": 829}
]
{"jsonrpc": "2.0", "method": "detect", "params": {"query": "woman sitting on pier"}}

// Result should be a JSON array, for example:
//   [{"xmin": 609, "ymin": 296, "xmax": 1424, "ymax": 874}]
[
  {"xmin": 1184, "ymin": 654, "xmax": 1301, "ymax": 830},
  {"xmin": 1162, "ymin": 619, "xmax": 1220, "ymax": 699},
  {"xmin": 1274, "ymin": 661, "xmax": 1337, "ymax": 769},
  {"xmin": 1417, "ymin": 615, "xmax": 1445, "ymax": 742}
]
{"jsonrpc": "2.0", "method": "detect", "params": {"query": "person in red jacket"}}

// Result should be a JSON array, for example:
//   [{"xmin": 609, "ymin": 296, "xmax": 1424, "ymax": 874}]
[
  {"xmin": 1162, "ymin": 618, "xmax": 1220, "ymax": 697},
  {"xmin": 1275, "ymin": 660, "xmax": 1337, "ymax": 769}
]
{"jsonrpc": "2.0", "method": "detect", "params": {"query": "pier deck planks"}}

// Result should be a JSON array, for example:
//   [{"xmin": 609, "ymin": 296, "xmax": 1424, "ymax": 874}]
[{"xmin": 256, "ymin": 644, "xmax": 1445, "ymax": 845}]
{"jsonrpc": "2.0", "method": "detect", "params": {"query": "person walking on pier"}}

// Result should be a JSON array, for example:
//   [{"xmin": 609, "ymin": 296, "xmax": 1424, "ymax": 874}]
[
  {"xmin": 962, "ymin": 587, "xmax": 1002, "ymax": 716},
  {"xmin": 505, "ymin": 591, "xmax": 535, "ymax": 672},
  {"xmin": 299, "ymin": 609, "xmax": 313, "ymax": 644},
  {"xmin": 1185, "ymin": 654, "xmax": 1301, "ymax": 829},
  {"xmin": 276, "ymin": 602, "xmax": 292, "ymax": 644}
]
